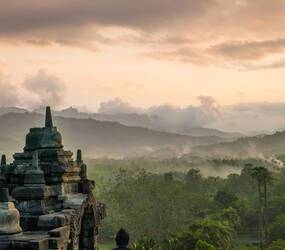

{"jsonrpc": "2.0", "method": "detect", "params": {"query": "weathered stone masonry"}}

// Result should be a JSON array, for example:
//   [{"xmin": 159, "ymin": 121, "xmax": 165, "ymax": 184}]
[{"xmin": 0, "ymin": 106, "xmax": 106, "ymax": 250}]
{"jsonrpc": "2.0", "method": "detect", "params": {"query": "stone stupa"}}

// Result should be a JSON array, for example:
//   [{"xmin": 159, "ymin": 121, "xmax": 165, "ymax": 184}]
[{"xmin": 0, "ymin": 106, "xmax": 106, "ymax": 250}]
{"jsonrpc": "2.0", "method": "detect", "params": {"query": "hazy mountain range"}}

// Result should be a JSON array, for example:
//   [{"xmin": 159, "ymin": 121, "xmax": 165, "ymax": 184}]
[
  {"xmin": 1, "ymin": 106, "xmax": 284, "ymax": 159},
  {"xmin": 33, "ymin": 106, "xmax": 243, "ymax": 138},
  {"xmin": 192, "ymin": 131, "xmax": 285, "ymax": 158},
  {"xmin": 0, "ymin": 112, "xmax": 234, "ymax": 159}
]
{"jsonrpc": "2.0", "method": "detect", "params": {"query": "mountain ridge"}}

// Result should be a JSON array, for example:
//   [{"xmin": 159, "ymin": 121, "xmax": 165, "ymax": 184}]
[
  {"xmin": 0, "ymin": 112, "xmax": 234, "ymax": 158},
  {"xmin": 192, "ymin": 130, "xmax": 285, "ymax": 157},
  {"xmin": 0, "ymin": 106, "xmax": 243, "ymax": 138}
]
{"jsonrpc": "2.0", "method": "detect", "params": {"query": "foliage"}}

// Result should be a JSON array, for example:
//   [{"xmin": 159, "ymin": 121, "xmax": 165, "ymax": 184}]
[
  {"xmin": 214, "ymin": 191, "xmax": 238, "ymax": 208},
  {"xmin": 195, "ymin": 240, "xmax": 216, "ymax": 250},
  {"xmin": 86, "ymin": 157, "xmax": 285, "ymax": 249},
  {"xmin": 233, "ymin": 246, "xmax": 259, "ymax": 250},
  {"xmin": 190, "ymin": 219, "xmax": 234, "ymax": 249},
  {"xmin": 268, "ymin": 214, "xmax": 285, "ymax": 243},
  {"xmin": 268, "ymin": 239, "xmax": 285, "ymax": 250}
]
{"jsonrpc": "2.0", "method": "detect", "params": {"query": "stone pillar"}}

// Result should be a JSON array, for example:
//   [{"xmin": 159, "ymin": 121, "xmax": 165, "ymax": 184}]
[{"xmin": 0, "ymin": 188, "xmax": 22, "ymax": 235}]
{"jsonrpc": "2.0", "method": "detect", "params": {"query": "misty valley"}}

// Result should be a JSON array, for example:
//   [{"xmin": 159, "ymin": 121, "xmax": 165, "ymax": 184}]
[
  {"xmin": 1, "ymin": 1, "xmax": 285, "ymax": 249},
  {"xmin": 89, "ymin": 156, "xmax": 285, "ymax": 250},
  {"xmin": 1, "ymin": 108, "xmax": 285, "ymax": 250}
]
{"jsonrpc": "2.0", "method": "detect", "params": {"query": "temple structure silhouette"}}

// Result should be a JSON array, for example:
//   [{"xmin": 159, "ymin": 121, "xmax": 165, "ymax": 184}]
[{"xmin": 0, "ymin": 106, "xmax": 105, "ymax": 250}]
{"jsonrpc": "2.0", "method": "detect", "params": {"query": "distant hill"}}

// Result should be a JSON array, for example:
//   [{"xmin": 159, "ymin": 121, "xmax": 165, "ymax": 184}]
[
  {"xmin": 0, "ymin": 106, "xmax": 244, "ymax": 138},
  {"xmin": 192, "ymin": 131, "xmax": 285, "ymax": 157},
  {"xmin": 177, "ymin": 127, "xmax": 242, "ymax": 138},
  {"xmin": 0, "ymin": 107, "xmax": 28, "ymax": 115},
  {"xmin": 0, "ymin": 112, "xmax": 233, "ymax": 159},
  {"xmin": 33, "ymin": 106, "xmax": 243, "ymax": 138}
]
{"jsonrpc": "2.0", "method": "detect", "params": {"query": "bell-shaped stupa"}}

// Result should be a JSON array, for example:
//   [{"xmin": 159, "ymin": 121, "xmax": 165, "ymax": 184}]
[
  {"xmin": 0, "ymin": 188, "xmax": 22, "ymax": 235},
  {"xmin": 0, "ymin": 106, "xmax": 105, "ymax": 250},
  {"xmin": 24, "ymin": 106, "xmax": 63, "ymax": 152}
]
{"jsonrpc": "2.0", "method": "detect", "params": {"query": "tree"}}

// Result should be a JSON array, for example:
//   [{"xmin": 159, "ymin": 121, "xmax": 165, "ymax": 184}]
[
  {"xmin": 195, "ymin": 240, "xmax": 216, "ymax": 250},
  {"xmin": 164, "ymin": 172, "xmax": 174, "ymax": 182},
  {"xmin": 186, "ymin": 169, "xmax": 203, "ymax": 192},
  {"xmin": 268, "ymin": 214, "xmax": 285, "ymax": 243},
  {"xmin": 268, "ymin": 239, "xmax": 285, "ymax": 250},
  {"xmin": 214, "ymin": 190, "xmax": 238, "ymax": 208},
  {"xmin": 190, "ymin": 220, "xmax": 234, "ymax": 250},
  {"xmin": 250, "ymin": 166, "xmax": 272, "ymax": 249},
  {"xmin": 102, "ymin": 170, "xmax": 196, "ymax": 241},
  {"xmin": 215, "ymin": 207, "xmax": 241, "ymax": 231}
]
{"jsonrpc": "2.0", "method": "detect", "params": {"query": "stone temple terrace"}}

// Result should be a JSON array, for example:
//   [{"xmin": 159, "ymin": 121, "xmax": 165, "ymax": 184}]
[{"xmin": 0, "ymin": 106, "xmax": 106, "ymax": 250}]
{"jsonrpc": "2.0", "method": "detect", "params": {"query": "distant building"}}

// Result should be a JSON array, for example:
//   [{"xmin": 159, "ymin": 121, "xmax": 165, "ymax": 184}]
[{"xmin": 0, "ymin": 106, "xmax": 105, "ymax": 250}]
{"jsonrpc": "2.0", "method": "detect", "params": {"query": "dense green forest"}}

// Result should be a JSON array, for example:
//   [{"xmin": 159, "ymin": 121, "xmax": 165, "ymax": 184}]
[{"xmin": 87, "ymin": 157, "xmax": 285, "ymax": 250}]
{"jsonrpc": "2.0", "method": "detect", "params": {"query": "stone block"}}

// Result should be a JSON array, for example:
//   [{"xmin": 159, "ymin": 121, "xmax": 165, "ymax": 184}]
[
  {"xmin": 17, "ymin": 200, "xmax": 48, "ymax": 215},
  {"xmin": 20, "ymin": 215, "xmax": 39, "ymax": 231},
  {"xmin": 63, "ymin": 193, "xmax": 87, "ymax": 210},
  {"xmin": 48, "ymin": 237, "xmax": 67, "ymax": 249},
  {"xmin": 0, "ymin": 239, "xmax": 11, "ymax": 250},
  {"xmin": 0, "ymin": 188, "xmax": 9, "ymax": 202},
  {"xmin": 48, "ymin": 226, "xmax": 70, "ymax": 239},
  {"xmin": 12, "ymin": 186, "xmax": 56, "ymax": 200},
  {"xmin": 28, "ymin": 238, "xmax": 49, "ymax": 250},
  {"xmin": 38, "ymin": 214, "xmax": 67, "ymax": 229}
]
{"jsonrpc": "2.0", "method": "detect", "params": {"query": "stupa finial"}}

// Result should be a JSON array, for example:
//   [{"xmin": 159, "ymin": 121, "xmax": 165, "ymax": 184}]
[
  {"xmin": 1, "ymin": 155, "xmax": 6, "ymax": 166},
  {"xmin": 45, "ymin": 106, "xmax": 53, "ymax": 128},
  {"xmin": 77, "ymin": 149, "xmax": 82, "ymax": 163}
]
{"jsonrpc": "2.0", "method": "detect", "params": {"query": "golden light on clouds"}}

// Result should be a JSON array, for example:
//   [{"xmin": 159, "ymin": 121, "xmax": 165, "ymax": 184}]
[{"xmin": 0, "ymin": 0, "xmax": 285, "ymax": 110}]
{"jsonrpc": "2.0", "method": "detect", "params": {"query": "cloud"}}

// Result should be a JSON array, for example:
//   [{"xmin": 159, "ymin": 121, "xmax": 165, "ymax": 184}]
[
  {"xmin": 148, "ymin": 38, "xmax": 285, "ymax": 70},
  {"xmin": 25, "ymin": 39, "xmax": 52, "ymax": 47},
  {"xmin": 209, "ymin": 102, "xmax": 285, "ymax": 133},
  {"xmin": 209, "ymin": 39, "xmax": 285, "ymax": 61},
  {"xmin": 98, "ymin": 97, "xmax": 220, "ymax": 133},
  {"xmin": 244, "ymin": 59, "xmax": 285, "ymax": 70},
  {"xmin": 231, "ymin": 102, "xmax": 285, "ymax": 116},
  {"xmin": 148, "ymin": 46, "xmax": 210, "ymax": 65},
  {"xmin": 0, "ymin": 0, "xmax": 283, "ymax": 38},
  {"xmin": 0, "ymin": 0, "xmax": 213, "ymax": 34},
  {"xmin": 1, "ymin": 0, "xmax": 285, "ymax": 69},
  {"xmin": 23, "ymin": 69, "xmax": 66, "ymax": 108},
  {"xmin": 96, "ymin": 98, "xmax": 285, "ymax": 134},
  {"xmin": 147, "ymin": 104, "xmax": 215, "ymax": 132},
  {"xmin": 197, "ymin": 95, "xmax": 220, "ymax": 115},
  {"xmin": 98, "ymin": 98, "xmax": 142, "ymax": 114},
  {"xmin": 0, "ymin": 0, "xmax": 214, "ymax": 49},
  {"xmin": 0, "ymin": 73, "xmax": 19, "ymax": 107},
  {"xmin": 146, "ymin": 96, "xmax": 221, "ymax": 132}
]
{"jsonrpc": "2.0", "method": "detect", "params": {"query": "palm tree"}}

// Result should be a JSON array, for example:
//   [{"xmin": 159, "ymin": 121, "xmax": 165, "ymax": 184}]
[{"xmin": 250, "ymin": 166, "xmax": 272, "ymax": 250}]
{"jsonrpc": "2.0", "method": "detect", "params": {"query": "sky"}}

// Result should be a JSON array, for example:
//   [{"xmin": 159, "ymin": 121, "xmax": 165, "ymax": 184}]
[{"xmin": 1, "ymin": 0, "xmax": 285, "ymax": 132}]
